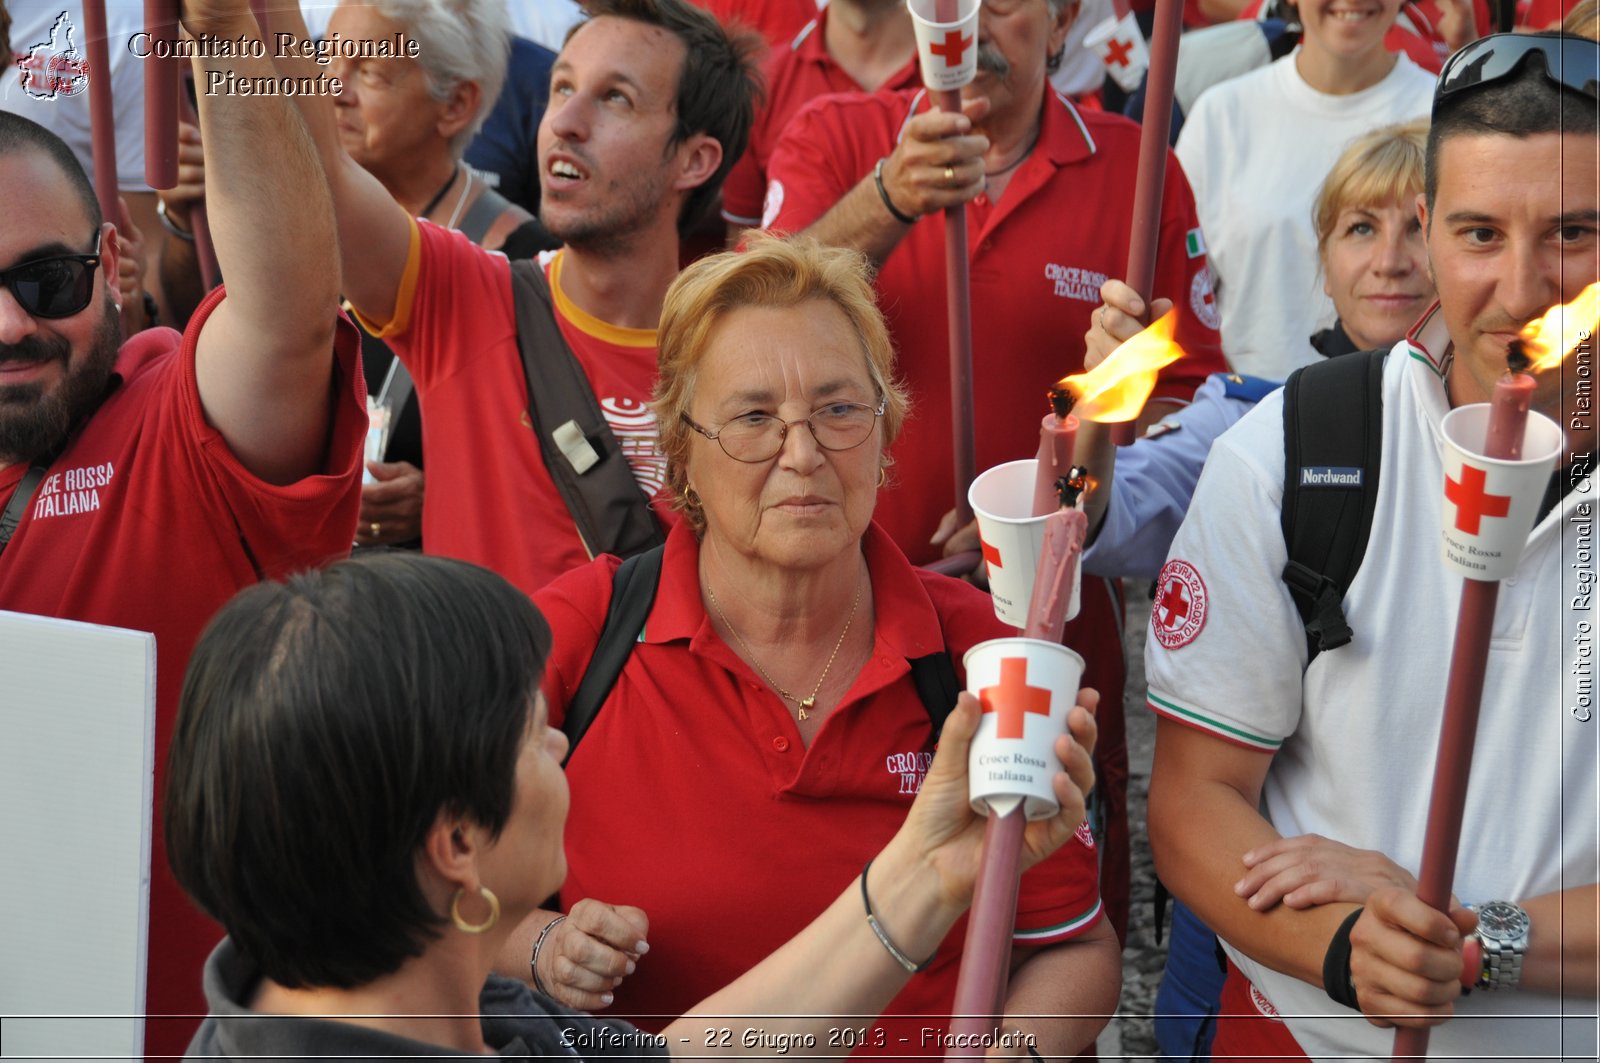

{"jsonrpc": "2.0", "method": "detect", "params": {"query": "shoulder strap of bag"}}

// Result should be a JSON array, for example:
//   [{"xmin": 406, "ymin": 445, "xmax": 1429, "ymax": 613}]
[
  {"xmin": 562, "ymin": 544, "xmax": 666, "ymax": 763},
  {"xmin": 561, "ymin": 545, "xmax": 961, "ymax": 758},
  {"xmin": 457, "ymin": 184, "xmax": 514, "ymax": 246},
  {"xmin": 1280, "ymin": 347, "xmax": 1387, "ymax": 662},
  {"xmin": 0, "ymin": 465, "xmax": 49, "ymax": 559},
  {"xmin": 508, "ymin": 258, "xmax": 665, "ymax": 561}
]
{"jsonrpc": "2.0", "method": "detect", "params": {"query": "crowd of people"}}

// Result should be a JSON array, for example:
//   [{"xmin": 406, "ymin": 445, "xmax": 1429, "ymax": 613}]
[{"xmin": 1, "ymin": 0, "xmax": 1595, "ymax": 1058}]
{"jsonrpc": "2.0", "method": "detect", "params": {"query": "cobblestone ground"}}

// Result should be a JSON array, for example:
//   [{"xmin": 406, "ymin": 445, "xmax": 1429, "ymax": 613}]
[{"xmin": 1097, "ymin": 581, "xmax": 1163, "ymax": 1061}]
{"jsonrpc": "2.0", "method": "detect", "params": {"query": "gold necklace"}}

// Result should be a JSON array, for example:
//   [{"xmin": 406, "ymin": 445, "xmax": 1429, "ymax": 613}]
[{"xmin": 705, "ymin": 581, "xmax": 863, "ymax": 721}]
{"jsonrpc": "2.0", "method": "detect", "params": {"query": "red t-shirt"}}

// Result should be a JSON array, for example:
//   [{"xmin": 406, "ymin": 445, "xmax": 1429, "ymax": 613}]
[
  {"xmin": 537, "ymin": 521, "xmax": 1104, "ymax": 1042},
  {"xmin": 688, "ymin": 0, "xmax": 819, "ymax": 48},
  {"xmin": 721, "ymin": 10, "xmax": 923, "ymax": 227},
  {"xmin": 372, "ymin": 221, "xmax": 672, "ymax": 596},
  {"xmin": 0, "ymin": 289, "xmax": 367, "ymax": 1055},
  {"xmin": 765, "ymin": 86, "xmax": 1227, "ymax": 567}
]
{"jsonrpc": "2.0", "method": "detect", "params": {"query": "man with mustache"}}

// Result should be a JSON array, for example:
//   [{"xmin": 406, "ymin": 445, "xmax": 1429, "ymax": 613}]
[
  {"xmin": 268, "ymin": 0, "xmax": 761, "ymax": 597},
  {"xmin": 1144, "ymin": 33, "xmax": 1598, "ymax": 1058},
  {"xmin": 0, "ymin": 1, "xmax": 365, "ymax": 1054},
  {"xmin": 762, "ymin": 0, "xmax": 1228, "ymax": 942}
]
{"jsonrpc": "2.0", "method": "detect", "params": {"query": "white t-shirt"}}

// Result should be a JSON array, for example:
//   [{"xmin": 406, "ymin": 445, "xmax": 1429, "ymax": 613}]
[
  {"xmin": 1174, "ymin": 51, "xmax": 1434, "ymax": 379},
  {"xmin": 1145, "ymin": 308, "xmax": 1598, "ymax": 1060},
  {"xmin": 2, "ymin": 2, "xmax": 151, "ymax": 192}
]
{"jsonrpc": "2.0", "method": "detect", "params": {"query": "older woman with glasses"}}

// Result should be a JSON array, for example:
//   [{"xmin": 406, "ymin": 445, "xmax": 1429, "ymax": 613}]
[
  {"xmin": 167, "ymin": 552, "xmax": 1101, "ymax": 1057},
  {"xmin": 502, "ymin": 234, "xmax": 1121, "ymax": 1058}
]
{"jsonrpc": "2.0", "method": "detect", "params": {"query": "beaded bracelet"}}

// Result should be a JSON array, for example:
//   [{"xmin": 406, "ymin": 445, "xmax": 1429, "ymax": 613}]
[{"xmin": 861, "ymin": 858, "xmax": 933, "ymax": 973}]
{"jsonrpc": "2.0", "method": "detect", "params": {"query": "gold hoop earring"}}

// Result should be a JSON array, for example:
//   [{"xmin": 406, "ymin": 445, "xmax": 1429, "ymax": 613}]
[
  {"xmin": 680, "ymin": 483, "xmax": 702, "ymax": 511},
  {"xmin": 877, "ymin": 466, "xmax": 887, "ymax": 488},
  {"xmin": 450, "ymin": 885, "xmax": 500, "ymax": 934}
]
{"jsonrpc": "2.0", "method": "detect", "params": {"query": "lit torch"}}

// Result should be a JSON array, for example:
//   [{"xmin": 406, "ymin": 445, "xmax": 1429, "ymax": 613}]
[
  {"xmin": 1392, "ymin": 283, "xmax": 1595, "ymax": 1062},
  {"xmin": 1058, "ymin": 308, "xmax": 1185, "ymax": 424}
]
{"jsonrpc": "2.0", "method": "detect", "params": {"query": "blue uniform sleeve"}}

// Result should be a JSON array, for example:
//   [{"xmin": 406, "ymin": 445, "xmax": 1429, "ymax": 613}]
[{"xmin": 1083, "ymin": 373, "xmax": 1279, "ymax": 581}]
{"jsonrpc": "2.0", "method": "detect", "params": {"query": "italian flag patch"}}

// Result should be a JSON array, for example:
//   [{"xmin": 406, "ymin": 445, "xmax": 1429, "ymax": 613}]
[{"xmin": 1185, "ymin": 228, "xmax": 1206, "ymax": 258}]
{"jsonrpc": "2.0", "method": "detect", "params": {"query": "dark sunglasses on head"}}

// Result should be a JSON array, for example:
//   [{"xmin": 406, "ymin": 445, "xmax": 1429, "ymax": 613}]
[
  {"xmin": 0, "ymin": 234, "xmax": 102, "ymax": 320},
  {"xmin": 1436, "ymin": 33, "xmax": 1599, "ymax": 113}
]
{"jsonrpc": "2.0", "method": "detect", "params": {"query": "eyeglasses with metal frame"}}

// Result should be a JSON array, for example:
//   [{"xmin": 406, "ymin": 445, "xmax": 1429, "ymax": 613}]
[
  {"xmin": 0, "ymin": 233, "xmax": 103, "ymax": 320},
  {"xmin": 682, "ymin": 396, "xmax": 888, "ymax": 463}
]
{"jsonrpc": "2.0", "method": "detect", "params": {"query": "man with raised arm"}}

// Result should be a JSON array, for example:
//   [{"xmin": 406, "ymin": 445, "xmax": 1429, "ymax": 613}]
[
  {"xmin": 0, "ymin": 1, "xmax": 366, "ymax": 1052},
  {"xmin": 273, "ymin": 0, "xmax": 761, "ymax": 595},
  {"xmin": 1144, "ymin": 32, "xmax": 1598, "ymax": 1059}
]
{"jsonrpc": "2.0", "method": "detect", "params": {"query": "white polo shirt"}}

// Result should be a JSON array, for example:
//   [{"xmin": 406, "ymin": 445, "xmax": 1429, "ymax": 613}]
[{"xmin": 1145, "ymin": 307, "xmax": 1598, "ymax": 1060}]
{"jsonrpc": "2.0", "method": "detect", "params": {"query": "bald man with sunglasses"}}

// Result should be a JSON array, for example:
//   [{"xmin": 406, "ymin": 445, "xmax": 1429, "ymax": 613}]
[
  {"xmin": 0, "ymin": 2, "xmax": 364, "ymax": 1053},
  {"xmin": 1142, "ymin": 32, "xmax": 1598, "ymax": 1059}
]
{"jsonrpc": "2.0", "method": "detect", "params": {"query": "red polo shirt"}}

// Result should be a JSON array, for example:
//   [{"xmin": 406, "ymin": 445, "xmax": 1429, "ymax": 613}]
[
  {"xmin": 536, "ymin": 521, "xmax": 1104, "ymax": 1044},
  {"xmin": 0, "ymin": 290, "xmax": 366, "ymax": 1056},
  {"xmin": 722, "ymin": 10, "xmax": 924, "ymax": 227}
]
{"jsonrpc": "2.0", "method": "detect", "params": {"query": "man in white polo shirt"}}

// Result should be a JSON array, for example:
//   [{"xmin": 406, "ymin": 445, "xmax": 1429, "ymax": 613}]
[{"xmin": 1144, "ymin": 32, "xmax": 1598, "ymax": 1060}]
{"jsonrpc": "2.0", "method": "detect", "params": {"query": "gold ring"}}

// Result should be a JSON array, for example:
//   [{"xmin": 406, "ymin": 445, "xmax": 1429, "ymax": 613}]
[
  {"xmin": 370, "ymin": 522, "xmax": 381, "ymax": 537},
  {"xmin": 943, "ymin": 165, "xmax": 956, "ymax": 187}
]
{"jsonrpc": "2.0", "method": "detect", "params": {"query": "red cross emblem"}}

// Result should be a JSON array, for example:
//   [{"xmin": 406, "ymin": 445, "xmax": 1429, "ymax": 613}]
[
  {"xmin": 981, "ymin": 537, "xmax": 1003, "ymax": 568},
  {"xmin": 979, "ymin": 657, "xmax": 1053, "ymax": 739},
  {"xmin": 1445, "ymin": 464, "xmax": 1511, "ymax": 535},
  {"xmin": 929, "ymin": 29, "xmax": 973, "ymax": 68},
  {"xmin": 1104, "ymin": 37, "xmax": 1134, "ymax": 68},
  {"xmin": 1152, "ymin": 559, "xmax": 1207, "ymax": 649},
  {"xmin": 1156, "ymin": 579, "xmax": 1190, "ymax": 630}
]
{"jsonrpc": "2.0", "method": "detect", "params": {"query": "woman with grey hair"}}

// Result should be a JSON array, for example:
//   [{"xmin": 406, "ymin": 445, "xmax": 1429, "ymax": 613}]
[{"xmin": 319, "ymin": 0, "xmax": 544, "ymax": 548}]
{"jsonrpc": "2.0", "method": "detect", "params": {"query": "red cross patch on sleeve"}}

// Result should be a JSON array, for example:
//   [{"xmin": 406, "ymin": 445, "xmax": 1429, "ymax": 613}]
[{"xmin": 1151, "ymin": 559, "xmax": 1208, "ymax": 649}]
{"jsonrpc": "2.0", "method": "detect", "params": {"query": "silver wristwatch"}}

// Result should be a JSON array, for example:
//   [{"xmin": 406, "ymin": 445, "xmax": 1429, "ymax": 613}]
[{"xmin": 1470, "ymin": 900, "xmax": 1531, "ymax": 991}]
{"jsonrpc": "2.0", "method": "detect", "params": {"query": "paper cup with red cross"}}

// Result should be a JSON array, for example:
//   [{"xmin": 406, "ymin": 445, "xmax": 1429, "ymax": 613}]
[
  {"xmin": 1083, "ymin": 12, "xmax": 1149, "ymax": 94},
  {"xmin": 906, "ymin": 0, "xmax": 981, "ymax": 91},
  {"xmin": 970, "ymin": 460, "xmax": 1077, "ymax": 628},
  {"xmin": 1438, "ymin": 405, "xmax": 1563, "ymax": 581},
  {"xmin": 963, "ymin": 637, "xmax": 1085, "ymax": 819}
]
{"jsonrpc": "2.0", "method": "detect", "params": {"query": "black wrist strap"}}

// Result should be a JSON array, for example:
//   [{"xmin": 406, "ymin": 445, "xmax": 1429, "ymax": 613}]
[
  {"xmin": 1322, "ymin": 906, "xmax": 1365, "ymax": 1010},
  {"xmin": 873, "ymin": 158, "xmax": 918, "ymax": 225},
  {"xmin": 0, "ymin": 464, "xmax": 49, "ymax": 559}
]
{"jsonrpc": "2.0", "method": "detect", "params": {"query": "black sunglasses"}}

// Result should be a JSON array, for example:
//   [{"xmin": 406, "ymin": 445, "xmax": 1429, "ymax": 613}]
[
  {"xmin": 0, "ymin": 234, "xmax": 103, "ymax": 320},
  {"xmin": 1436, "ymin": 33, "xmax": 1599, "ymax": 113}
]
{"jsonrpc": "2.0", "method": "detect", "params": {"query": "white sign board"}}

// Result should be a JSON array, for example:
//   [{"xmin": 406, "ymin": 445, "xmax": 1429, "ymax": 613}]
[{"xmin": 0, "ymin": 610, "xmax": 155, "ymax": 1059}]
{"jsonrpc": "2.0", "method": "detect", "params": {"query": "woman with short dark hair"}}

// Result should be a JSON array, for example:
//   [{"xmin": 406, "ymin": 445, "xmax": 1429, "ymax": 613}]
[{"xmin": 166, "ymin": 552, "xmax": 1099, "ymax": 1057}]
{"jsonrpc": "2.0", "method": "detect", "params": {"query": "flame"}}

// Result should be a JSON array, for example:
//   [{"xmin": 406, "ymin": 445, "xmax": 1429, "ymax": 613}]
[
  {"xmin": 1519, "ymin": 282, "xmax": 1599, "ymax": 373},
  {"xmin": 1059, "ymin": 309, "xmax": 1186, "ymax": 422}
]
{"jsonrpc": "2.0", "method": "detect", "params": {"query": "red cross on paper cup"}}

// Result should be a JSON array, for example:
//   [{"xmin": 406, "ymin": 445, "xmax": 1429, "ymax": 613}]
[
  {"xmin": 907, "ymin": 0, "xmax": 980, "ymax": 91},
  {"xmin": 1437, "ymin": 403, "xmax": 1564, "ymax": 581},
  {"xmin": 928, "ymin": 28, "xmax": 973, "ymax": 68},
  {"xmin": 963, "ymin": 637, "xmax": 1086, "ymax": 820},
  {"xmin": 979, "ymin": 658, "xmax": 1053, "ymax": 739},
  {"xmin": 969, "ymin": 460, "xmax": 1052, "ymax": 628},
  {"xmin": 1445, "ymin": 464, "xmax": 1512, "ymax": 535}
]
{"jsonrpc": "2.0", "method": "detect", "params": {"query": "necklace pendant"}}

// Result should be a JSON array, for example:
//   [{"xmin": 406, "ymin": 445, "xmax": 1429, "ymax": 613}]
[{"xmin": 798, "ymin": 696, "xmax": 815, "ymax": 720}]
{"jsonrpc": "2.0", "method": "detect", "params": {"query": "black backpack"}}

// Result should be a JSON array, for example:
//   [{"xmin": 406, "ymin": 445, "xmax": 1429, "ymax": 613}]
[
  {"xmin": 1280, "ymin": 348, "xmax": 1387, "ymax": 662},
  {"xmin": 559, "ymin": 544, "xmax": 961, "ymax": 763}
]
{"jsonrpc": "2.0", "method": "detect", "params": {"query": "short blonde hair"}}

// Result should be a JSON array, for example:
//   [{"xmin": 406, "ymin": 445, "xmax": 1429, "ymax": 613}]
[
  {"xmin": 1313, "ymin": 119, "xmax": 1430, "ymax": 258},
  {"xmin": 653, "ymin": 233, "xmax": 909, "ymax": 533}
]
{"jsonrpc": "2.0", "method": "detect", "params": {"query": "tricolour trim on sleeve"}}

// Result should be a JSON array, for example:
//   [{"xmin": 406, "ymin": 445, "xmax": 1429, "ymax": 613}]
[
  {"xmin": 1146, "ymin": 692, "xmax": 1283, "ymax": 752},
  {"xmin": 1013, "ymin": 898, "xmax": 1103, "ymax": 946}
]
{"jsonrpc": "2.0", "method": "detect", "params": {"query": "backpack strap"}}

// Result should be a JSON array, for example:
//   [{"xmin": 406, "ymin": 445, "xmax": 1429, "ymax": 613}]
[
  {"xmin": 909, "ymin": 649, "xmax": 960, "ymax": 741},
  {"xmin": 562, "ymin": 546, "xmax": 962, "ymax": 759},
  {"xmin": 1280, "ymin": 348, "xmax": 1387, "ymax": 661},
  {"xmin": 562, "ymin": 544, "xmax": 666, "ymax": 763},
  {"xmin": 508, "ymin": 259, "xmax": 666, "ymax": 561},
  {"xmin": 457, "ymin": 183, "xmax": 514, "ymax": 246}
]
